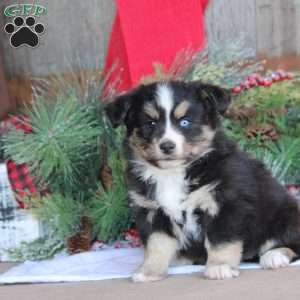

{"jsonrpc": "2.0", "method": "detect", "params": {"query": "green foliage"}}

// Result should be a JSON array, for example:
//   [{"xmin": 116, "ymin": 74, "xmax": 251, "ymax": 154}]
[
  {"xmin": 140, "ymin": 38, "xmax": 261, "ymax": 88},
  {"xmin": 225, "ymin": 118, "xmax": 300, "ymax": 184},
  {"xmin": 234, "ymin": 76, "xmax": 300, "ymax": 107},
  {"xmin": 3, "ymin": 93, "xmax": 102, "ymax": 193},
  {"xmin": 88, "ymin": 150, "xmax": 130, "ymax": 242},
  {"xmin": 28, "ymin": 193, "xmax": 85, "ymax": 241},
  {"xmin": 2, "ymin": 72, "xmax": 131, "ymax": 260},
  {"xmin": 185, "ymin": 38, "xmax": 262, "ymax": 88},
  {"xmin": 225, "ymin": 79, "xmax": 300, "ymax": 184},
  {"xmin": 6, "ymin": 238, "xmax": 64, "ymax": 262}
]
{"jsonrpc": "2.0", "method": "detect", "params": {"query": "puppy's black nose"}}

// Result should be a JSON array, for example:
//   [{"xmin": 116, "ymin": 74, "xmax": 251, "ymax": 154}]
[{"xmin": 159, "ymin": 140, "xmax": 176, "ymax": 154}]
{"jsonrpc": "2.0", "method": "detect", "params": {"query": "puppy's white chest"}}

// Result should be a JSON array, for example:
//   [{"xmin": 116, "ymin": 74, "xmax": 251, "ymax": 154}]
[
  {"xmin": 138, "ymin": 163, "xmax": 203, "ymax": 244},
  {"xmin": 154, "ymin": 170, "xmax": 186, "ymax": 221}
]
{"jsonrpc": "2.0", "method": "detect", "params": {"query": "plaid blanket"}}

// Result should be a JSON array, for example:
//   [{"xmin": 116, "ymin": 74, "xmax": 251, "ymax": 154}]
[{"xmin": 1, "ymin": 116, "xmax": 36, "ymax": 207}]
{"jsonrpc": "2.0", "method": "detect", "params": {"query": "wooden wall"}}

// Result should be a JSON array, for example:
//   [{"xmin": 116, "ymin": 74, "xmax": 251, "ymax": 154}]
[
  {"xmin": 1, "ymin": 0, "xmax": 300, "ymax": 79},
  {"xmin": 255, "ymin": 0, "xmax": 300, "ymax": 56},
  {"xmin": 205, "ymin": 0, "xmax": 257, "ymax": 56},
  {"xmin": 0, "ymin": 0, "xmax": 300, "ymax": 115},
  {"xmin": 0, "ymin": 0, "xmax": 115, "ymax": 78}
]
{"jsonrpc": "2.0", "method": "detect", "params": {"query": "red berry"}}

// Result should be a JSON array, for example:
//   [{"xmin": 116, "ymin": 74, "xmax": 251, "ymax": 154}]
[
  {"xmin": 257, "ymin": 77, "xmax": 265, "ymax": 85},
  {"xmin": 232, "ymin": 86, "xmax": 242, "ymax": 94},
  {"xmin": 263, "ymin": 79, "xmax": 273, "ymax": 87},
  {"xmin": 241, "ymin": 80, "xmax": 251, "ymax": 89},
  {"xmin": 249, "ymin": 78, "xmax": 258, "ymax": 87},
  {"xmin": 277, "ymin": 70, "xmax": 287, "ymax": 80},
  {"xmin": 271, "ymin": 73, "xmax": 281, "ymax": 82},
  {"xmin": 247, "ymin": 73, "xmax": 260, "ymax": 80}
]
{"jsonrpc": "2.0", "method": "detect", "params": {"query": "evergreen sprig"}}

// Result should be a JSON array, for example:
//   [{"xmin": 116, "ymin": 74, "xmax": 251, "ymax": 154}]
[
  {"xmin": 3, "ymin": 92, "xmax": 102, "ymax": 192},
  {"xmin": 27, "ymin": 193, "xmax": 84, "ymax": 241},
  {"xmin": 185, "ymin": 38, "xmax": 262, "ymax": 88},
  {"xmin": 234, "ymin": 75, "xmax": 300, "ymax": 107},
  {"xmin": 225, "ymin": 80, "xmax": 300, "ymax": 184},
  {"xmin": 6, "ymin": 238, "xmax": 64, "ymax": 262},
  {"xmin": 88, "ymin": 150, "xmax": 130, "ymax": 242},
  {"xmin": 2, "ymin": 68, "xmax": 131, "ymax": 260}
]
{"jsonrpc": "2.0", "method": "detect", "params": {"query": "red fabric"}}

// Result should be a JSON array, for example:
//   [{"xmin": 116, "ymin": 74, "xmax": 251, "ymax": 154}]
[
  {"xmin": 104, "ymin": 0, "xmax": 209, "ymax": 92},
  {"xmin": 7, "ymin": 160, "xmax": 37, "ymax": 207},
  {"xmin": 2, "ymin": 115, "xmax": 32, "ymax": 134},
  {"xmin": 2, "ymin": 116, "xmax": 37, "ymax": 206}
]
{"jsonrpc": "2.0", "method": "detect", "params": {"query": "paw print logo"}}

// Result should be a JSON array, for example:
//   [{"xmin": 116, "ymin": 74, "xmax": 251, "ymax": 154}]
[{"xmin": 4, "ymin": 16, "xmax": 45, "ymax": 48}]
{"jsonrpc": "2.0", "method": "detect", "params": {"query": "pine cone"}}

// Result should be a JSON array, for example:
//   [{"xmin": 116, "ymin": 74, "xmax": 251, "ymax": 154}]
[
  {"xmin": 245, "ymin": 124, "xmax": 280, "ymax": 142},
  {"xmin": 67, "ymin": 216, "xmax": 92, "ymax": 254},
  {"xmin": 261, "ymin": 124, "xmax": 280, "ymax": 141},
  {"xmin": 100, "ymin": 164, "xmax": 113, "ymax": 191},
  {"xmin": 268, "ymin": 107, "xmax": 288, "ymax": 118},
  {"xmin": 226, "ymin": 106, "xmax": 257, "ymax": 121}
]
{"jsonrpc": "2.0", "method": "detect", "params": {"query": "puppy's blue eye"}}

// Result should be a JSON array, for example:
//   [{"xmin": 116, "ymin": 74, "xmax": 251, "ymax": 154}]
[{"xmin": 179, "ymin": 118, "xmax": 191, "ymax": 128}]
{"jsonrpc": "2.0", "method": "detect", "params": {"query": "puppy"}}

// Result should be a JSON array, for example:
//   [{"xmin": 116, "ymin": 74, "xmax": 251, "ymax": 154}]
[{"xmin": 106, "ymin": 80, "xmax": 300, "ymax": 281}]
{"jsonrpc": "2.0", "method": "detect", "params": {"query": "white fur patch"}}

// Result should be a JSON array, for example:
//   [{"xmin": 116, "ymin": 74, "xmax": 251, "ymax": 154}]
[
  {"xmin": 204, "ymin": 264, "xmax": 239, "ymax": 280},
  {"xmin": 132, "ymin": 159, "xmax": 187, "ymax": 223},
  {"xmin": 152, "ymin": 166, "xmax": 187, "ymax": 223},
  {"xmin": 156, "ymin": 84, "xmax": 184, "ymax": 156},
  {"xmin": 259, "ymin": 248, "xmax": 296, "ymax": 269},
  {"xmin": 259, "ymin": 239, "xmax": 277, "ymax": 255}
]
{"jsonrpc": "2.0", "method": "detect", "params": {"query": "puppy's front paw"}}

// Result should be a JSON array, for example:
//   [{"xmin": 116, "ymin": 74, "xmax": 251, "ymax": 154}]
[
  {"xmin": 132, "ymin": 267, "xmax": 166, "ymax": 283},
  {"xmin": 204, "ymin": 264, "xmax": 239, "ymax": 280},
  {"xmin": 260, "ymin": 249, "xmax": 290, "ymax": 269}
]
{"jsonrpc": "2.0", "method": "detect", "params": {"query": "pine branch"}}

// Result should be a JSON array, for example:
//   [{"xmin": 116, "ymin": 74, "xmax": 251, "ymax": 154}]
[
  {"xmin": 185, "ymin": 37, "xmax": 262, "ymax": 88},
  {"xmin": 6, "ymin": 237, "xmax": 64, "ymax": 262},
  {"xmin": 88, "ymin": 150, "xmax": 130, "ymax": 242},
  {"xmin": 27, "ymin": 193, "xmax": 85, "ymax": 242},
  {"xmin": 3, "ymin": 92, "xmax": 102, "ymax": 193}
]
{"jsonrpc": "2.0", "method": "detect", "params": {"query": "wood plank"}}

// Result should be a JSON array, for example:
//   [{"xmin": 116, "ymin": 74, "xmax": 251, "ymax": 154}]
[
  {"xmin": 205, "ymin": 0, "xmax": 257, "ymax": 56},
  {"xmin": 0, "ymin": 50, "xmax": 14, "ymax": 118},
  {"xmin": 256, "ymin": 0, "xmax": 299, "ymax": 56},
  {"xmin": 0, "ymin": 0, "xmax": 115, "ymax": 78}
]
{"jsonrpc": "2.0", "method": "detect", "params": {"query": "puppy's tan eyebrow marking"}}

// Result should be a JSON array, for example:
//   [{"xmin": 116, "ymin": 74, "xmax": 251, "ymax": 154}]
[
  {"xmin": 144, "ymin": 102, "xmax": 159, "ymax": 119},
  {"xmin": 174, "ymin": 101, "xmax": 190, "ymax": 119}
]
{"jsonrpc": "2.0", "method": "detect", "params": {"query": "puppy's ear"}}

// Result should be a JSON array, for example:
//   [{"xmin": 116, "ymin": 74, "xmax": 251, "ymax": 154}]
[
  {"xmin": 105, "ymin": 91, "xmax": 135, "ymax": 128},
  {"xmin": 194, "ymin": 82, "xmax": 231, "ymax": 115}
]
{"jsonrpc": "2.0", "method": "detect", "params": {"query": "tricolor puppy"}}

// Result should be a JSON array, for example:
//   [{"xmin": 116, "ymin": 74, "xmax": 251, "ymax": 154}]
[{"xmin": 106, "ymin": 80, "xmax": 300, "ymax": 281}]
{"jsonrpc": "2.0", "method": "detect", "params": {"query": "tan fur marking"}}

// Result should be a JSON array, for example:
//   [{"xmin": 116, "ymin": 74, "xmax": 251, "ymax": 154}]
[
  {"xmin": 278, "ymin": 247, "xmax": 297, "ymax": 259},
  {"xmin": 259, "ymin": 239, "xmax": 277, "ymax": 255},
  {"xmin": 129, "ymin": 191, "xmax": 159, "ymax": 209},
  {"xmin": 205, "ymin": 239, "xmax": 243, "ymax": 268},
  {"xmin": 185, "ymin": 183, "xmax": 219, "ymax": 217},
  {"xmin": 129, "ymin": 129, "xmax": 161, "ymax": 163},
  {"xmin": 184, "ymin": 125, "xmax": 216, "ymax": 157},
  {"xmin": 132, "ymin": 232, "xmax": 178, "ymax": 282},
  {"xmin": 204, "ymin": 239, "xmax": 243, "ymax": 280},
  {"xmin": 129, "ymin": 129, "xmax": 146, "ymax": 151},
  {"xmin": 174, "ymin": 101, "xmax": 190, "ymax": 119},
  {"xmin": 129, "ymin": 129, "xmax": 151, "ymax": 158},
  {"xmin": 171, "ymin": 256, "xmax": 194, "ymax": 267},
  {"xmin": 144, "ymin": 103, "xmax": 159, "ymax": 119}
]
